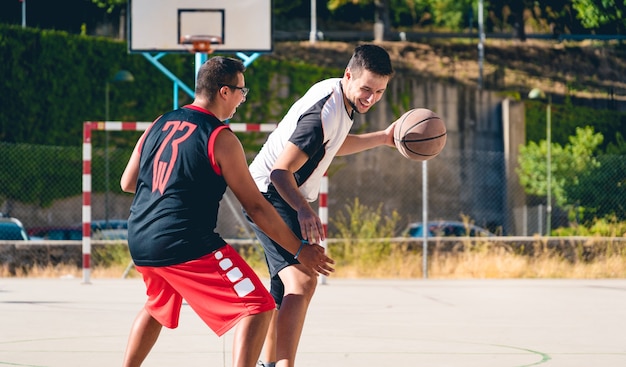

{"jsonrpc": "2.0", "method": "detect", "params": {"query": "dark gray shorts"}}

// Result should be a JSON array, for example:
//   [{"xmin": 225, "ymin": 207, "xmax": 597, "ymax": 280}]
[{"xmin": 244, "ymin": 190, "xmax": 303, "ymax": 306}]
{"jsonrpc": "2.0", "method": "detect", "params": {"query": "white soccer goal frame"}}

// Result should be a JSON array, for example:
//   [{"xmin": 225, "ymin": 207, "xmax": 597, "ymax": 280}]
[{"xmin": 81, "ymin": 121, "xmax": 329, "ymax": 284}]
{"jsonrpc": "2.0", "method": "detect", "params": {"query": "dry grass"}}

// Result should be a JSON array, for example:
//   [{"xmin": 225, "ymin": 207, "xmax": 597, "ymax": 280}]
[
  {"xmin": 327, "ymin": 249, "xmax": 626, "ymax": 279},
  {"xmin": 3, "ymin": 239, "xmax": 626, "ymax": 279},
  {"xmin": 0, "ymin": 263, "xmax": 140, "ymax": 279},
  {"xmin": 326, "ymin": 238, "xmax": 626, "ymax": 279},
  {"xmin": 429, "ymin": 251, "xmax": 626, "ymax": 279}
]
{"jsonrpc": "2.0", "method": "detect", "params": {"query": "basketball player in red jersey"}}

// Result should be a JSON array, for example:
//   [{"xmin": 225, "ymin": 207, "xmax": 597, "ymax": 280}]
[{"xmin": 119, "ymin": 56, "xmax": 334, "ymax": 367}]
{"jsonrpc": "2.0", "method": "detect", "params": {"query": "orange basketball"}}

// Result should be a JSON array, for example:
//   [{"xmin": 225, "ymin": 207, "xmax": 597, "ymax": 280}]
[{"xmin": 393, "ymin": 108, "xmax": 447, "ymax": 161}]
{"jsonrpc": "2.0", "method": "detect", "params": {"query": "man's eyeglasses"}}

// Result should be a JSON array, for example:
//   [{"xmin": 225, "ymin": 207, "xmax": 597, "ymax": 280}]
[{"xmin": 219, "ymin": 84, "xmax": 249, "ymax": 97}]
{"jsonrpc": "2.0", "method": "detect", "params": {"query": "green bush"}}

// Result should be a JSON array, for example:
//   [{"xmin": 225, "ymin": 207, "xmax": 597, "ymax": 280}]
[
  {"xmin": 92, "ymin": 243, "xmax": 132, "ymax": 268},
  {"xmin": 553, "ymin": 216, "xmax": 626, "ymax": 237},
  {"xmin": 329, "ymin": 198, "xmax": 402, "ymax": 267}
]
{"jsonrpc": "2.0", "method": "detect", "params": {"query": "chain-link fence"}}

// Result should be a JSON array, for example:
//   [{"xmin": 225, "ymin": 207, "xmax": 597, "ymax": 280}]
[
  {"xmin": 1, "ymin": 140, "xmax": 625, "ymax": 278},
  {"xmin": 1, "ymin": 141, "xmax": 624, "ymax": 240},
  {"xmin": 2, "ymin": 82, "xmax": 626, "ymax": 278}
]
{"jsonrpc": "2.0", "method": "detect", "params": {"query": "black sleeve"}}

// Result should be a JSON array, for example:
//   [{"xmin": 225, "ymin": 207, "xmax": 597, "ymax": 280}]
[{"xmin": 288, "ymin": 109, "xmax": 325, "ymax": 158}]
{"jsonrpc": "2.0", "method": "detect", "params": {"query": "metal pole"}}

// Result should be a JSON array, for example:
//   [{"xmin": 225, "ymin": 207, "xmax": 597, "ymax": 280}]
[
  {"xmin": 522, "ymin": 205, "xmax": 527, "ymax": 236},
  {"xmin": 422, "ymin": 160, "xmax": 428, "ymax": 279},
  {"xmin": 82, "ymin": 123, "xmax": 93, "ymax": 284},
  {"xmin": 104, "ymin": 82, "xmax": 110, "ymax": 225},
  {"xmin": 21, "ymin": 0, "xmax": 26, "ymax": 28},
  {"xmin": 538, "ymin": 204, "xmax": 543, "ymax": 235},
  {"xmin": 173, "ymin": 81, "xmax": 179, "ymax": 110},
  {"xmin": 195, "ymin": 52, "xmax": 208, "ymax": 88},
  {"xmin": 546, "ymin": 95, "xmax": 552, "ymax": 235},
  {"xmin": 310, "ymin": 0, "xmax": 317, "ymax": 44},
  {"xmin": 477, "ymin": 0, "xmax": 485, "ymax": 89}
]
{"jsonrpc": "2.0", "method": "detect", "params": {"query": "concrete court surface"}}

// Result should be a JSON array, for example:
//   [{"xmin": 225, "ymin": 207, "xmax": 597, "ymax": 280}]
[{"xmin": 0, "ymin": 277, "xmax": 625, "ymax": 367}]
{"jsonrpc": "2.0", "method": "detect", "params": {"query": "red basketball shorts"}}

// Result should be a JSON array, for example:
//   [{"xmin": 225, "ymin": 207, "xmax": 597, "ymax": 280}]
[{"xmin": 134, "ymin": 244, "xmax": 275, "ymax": 336}]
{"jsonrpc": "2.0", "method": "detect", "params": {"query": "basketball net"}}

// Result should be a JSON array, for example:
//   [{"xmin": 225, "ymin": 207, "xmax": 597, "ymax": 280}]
[{"xmin": 180, "ymin": 35, "xmax": 222, "ymax": 54}]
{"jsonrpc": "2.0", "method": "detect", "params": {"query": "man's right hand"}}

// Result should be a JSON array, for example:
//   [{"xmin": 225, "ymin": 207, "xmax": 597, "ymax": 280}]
[
  {"xmin": 297, "ymin": 243, "xmax": 335, "ymax": 276},
  {"xmin": 297, "ymin": 206, "xmax": 326, "ymax": 244}
]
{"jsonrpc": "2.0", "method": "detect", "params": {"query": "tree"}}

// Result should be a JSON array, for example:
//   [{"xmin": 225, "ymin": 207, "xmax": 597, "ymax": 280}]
[
  {"xmin": 567, "ymin": 154, "xmax": 626, "ymax": 221},
  {"xmin": 89, "ymin": 0, "xmax": 126, "ymax": 13},
  {"xmin": 487, "ymin": 0, "xmax": 576, "ymax": 40},
  {"xmin": 273, "ymin": 0, "xmax": 307, "ymax": 17},
  {"xmin": 327, "ymin": 0, "xmax": 480, "ymax": 37},
  {"xmin": 428, "ymin": 0, "xmax": 474, "ymax": 31},
  {"xmin": 88, "ymin": 0, "xmax": 127, "ymax": 39},
  {"xmin": 517, "ymin": 126, "xmax": 605, "ymax": 220},
  {"xmin": 501, "ymin": 0, "xmax": 527, "ymax": 40},
  {"xmin": 605, "ymin": 132, "xmax": 626, "ymax": 155},
  {"xmin": 517, "ymin": 138, "xmax": 562, "ymax": 203},
  {"xmin": 566, "ymin": 129, "xmax": 626, "ymax": 222},
  {"xmin": 572, "ymin": 0, "xmax": 626, "ymax": 33},
  {"xmin": 328, "ymin": 0, "xmax": 391, "ymax": 40}
]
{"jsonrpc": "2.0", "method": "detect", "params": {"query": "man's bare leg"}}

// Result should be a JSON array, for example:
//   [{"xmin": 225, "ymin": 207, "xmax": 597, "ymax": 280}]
[
  {"xmin": 232, "ymin": 311, "xmax": 273, "ymax": 367},
  {"xmin": 275, "ymin": 265, "xmax": 318, "ymax": 367},
  {"xmin": 122, "ymin": 308, "xmax": 162, "ymax": 367},
  {"xmin": 259, "ymin": 309, "xmax": 278, "ymax": 366}
]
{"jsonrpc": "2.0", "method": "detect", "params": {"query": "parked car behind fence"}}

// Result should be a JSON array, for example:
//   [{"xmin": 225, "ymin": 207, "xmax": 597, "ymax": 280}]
[
  {"xmin": 0, "ymin": 215, "xmax": 29, "ymax": 241},
  {"xmin": 405, "ymin": 220, "xmax": 495, "ymax": 238},
  {"xmin": 27, "ymin": 219, "xmax": 128, "ymax": 241}
]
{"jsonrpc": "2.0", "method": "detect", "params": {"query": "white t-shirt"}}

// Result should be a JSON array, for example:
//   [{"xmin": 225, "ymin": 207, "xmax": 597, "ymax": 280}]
[{"xmin": 249, "ymin": 78, "xmax": 354, "ymax": 202}]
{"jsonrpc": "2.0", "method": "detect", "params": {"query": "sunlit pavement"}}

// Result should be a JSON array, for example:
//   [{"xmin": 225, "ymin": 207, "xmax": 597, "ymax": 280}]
[{"xmin": 1, "ymin": 277, "xmax": 625, "ymax": 367}]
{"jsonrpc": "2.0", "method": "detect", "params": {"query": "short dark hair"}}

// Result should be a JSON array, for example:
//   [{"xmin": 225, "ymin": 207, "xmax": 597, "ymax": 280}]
[
  {"xmin": 346, "ymin": 44, "xmax": 394, "ymax": 78},
  {"xmin": 195, "ymin": 56, "xmax": 246, "ymax": 100}
]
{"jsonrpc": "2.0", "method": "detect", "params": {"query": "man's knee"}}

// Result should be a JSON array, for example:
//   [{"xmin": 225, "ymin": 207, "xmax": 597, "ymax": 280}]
[{"xmin": 282, "ymin": 265, "xmax": 318, "ymax": 297}]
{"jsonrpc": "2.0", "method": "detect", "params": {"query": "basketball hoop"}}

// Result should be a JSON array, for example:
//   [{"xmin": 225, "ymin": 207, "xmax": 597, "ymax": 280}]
[{"xmin": 180, "ymin": 35, "xmax": 222, "ymax": 54}]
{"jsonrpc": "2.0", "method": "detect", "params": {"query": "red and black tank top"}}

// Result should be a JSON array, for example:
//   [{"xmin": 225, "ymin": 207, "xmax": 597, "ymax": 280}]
[{"xmin": 127, "ymin": 105, "xmax": 229, "ymax": 266}]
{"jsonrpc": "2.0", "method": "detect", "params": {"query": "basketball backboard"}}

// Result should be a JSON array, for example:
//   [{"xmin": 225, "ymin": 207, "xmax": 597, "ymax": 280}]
[{"xmin": 128, "ymin": 0, "xmax": 272, "ymax": 53}]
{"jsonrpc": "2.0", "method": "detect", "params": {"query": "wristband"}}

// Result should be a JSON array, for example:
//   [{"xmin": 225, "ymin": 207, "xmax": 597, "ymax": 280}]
[{"xmin": 294, "ymin": 240, "xmax": 308, "ymax": 260}]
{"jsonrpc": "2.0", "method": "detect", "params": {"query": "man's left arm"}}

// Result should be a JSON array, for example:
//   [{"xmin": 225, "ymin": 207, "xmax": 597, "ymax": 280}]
[{"xmin": 336, "ymin": 122, "xmax": 396, "ymax": 156}]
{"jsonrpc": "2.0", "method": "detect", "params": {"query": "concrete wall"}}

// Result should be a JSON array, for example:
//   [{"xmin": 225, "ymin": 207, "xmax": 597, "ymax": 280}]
[{"xmin": 328, "ymin": 77, "xmax": 523, "ymax": 235}]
